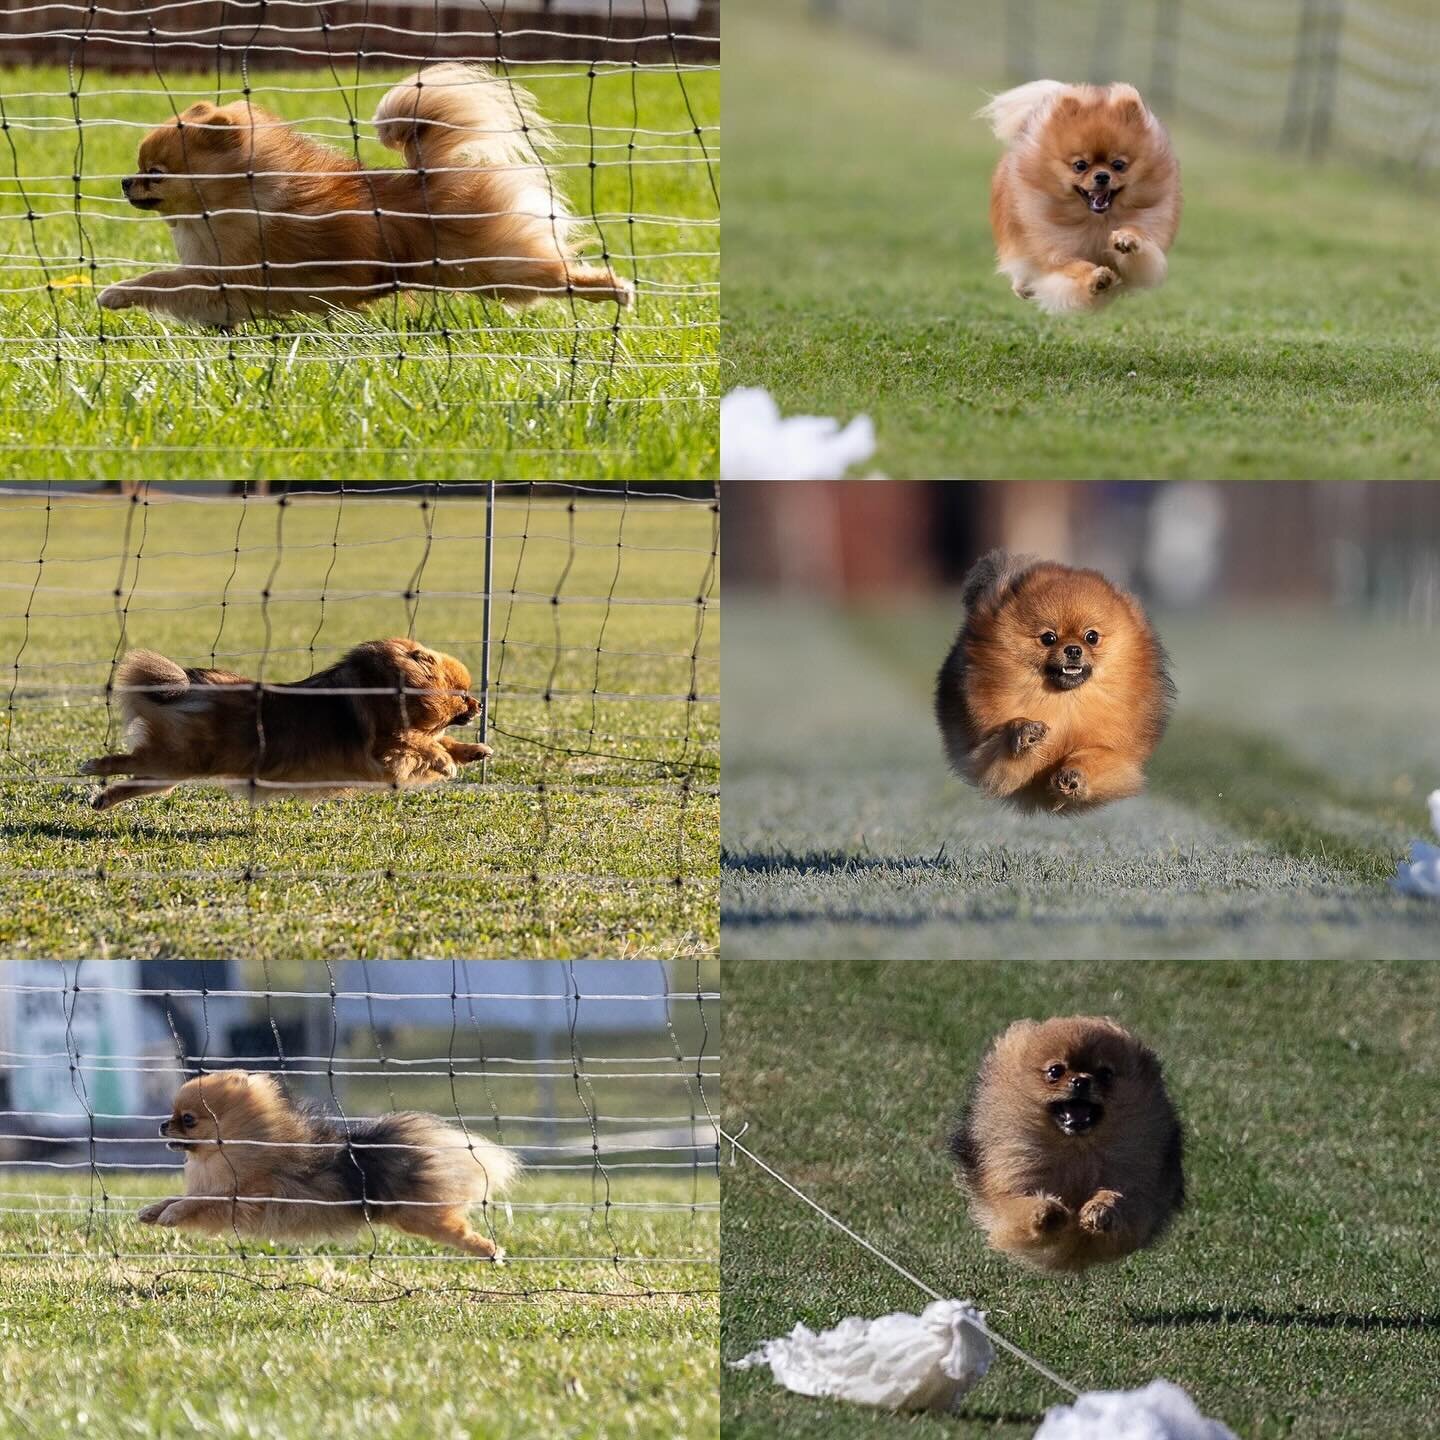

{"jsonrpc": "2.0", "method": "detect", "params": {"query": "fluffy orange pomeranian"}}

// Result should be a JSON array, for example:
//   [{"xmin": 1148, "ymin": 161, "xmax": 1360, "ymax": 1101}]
[
  {"xmin": 81, "ymin": 637, "xmax": 489, "ymax": 809},
  {"xmin": 980, "ymin": 79, "xmax": 1180, "ymax": 313},
  {"xmin": 138, "ymin": 1070, "xmax": 518, "ymax": 1257},
  {"xmin": 935, "ymin": 551, "xmax": 1173, "ymax": 814},
  {"xmin": 98, "ymin": 62, "xmax": 632, "ymax": 327},
  {"xmin": 950, "ymin": 1016, "xmax": 1184, "ymax": 1273}
]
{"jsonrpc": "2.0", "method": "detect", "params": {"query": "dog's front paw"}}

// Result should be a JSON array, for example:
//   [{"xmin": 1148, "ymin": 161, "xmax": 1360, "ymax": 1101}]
[
  {"xmin": 1079, "ymin": 1190, "xmax": 1123, "ymax": 1234},
  {"xmin": 1087, "ymin": 266, "xmax": 1119, "ymax": 297},
  {"xmin": 1111, "ymin": 230, "xmax": 1143, "ymax": 255},
  {"xmin": 1007, "ymin": 719, "xmax": 1048, "ymax": 756},
  {"xmin": 1051, "ymin": 766, "xmax": 1089, "ymax": 801},
  {"xmin": 137, "ymin": 1201, "xmax": 169, "ymax": 1224},
  {"xmin": 98, "ymin": 284, "xmax": 135, "ymax": 311},
  {"xmin": 1029, "ymin": 1195, "xmax": 1071, "ymax": 1237},
  {"xmin": 614, "ymin": 277, "xmax": 635, "ymax": 309}
]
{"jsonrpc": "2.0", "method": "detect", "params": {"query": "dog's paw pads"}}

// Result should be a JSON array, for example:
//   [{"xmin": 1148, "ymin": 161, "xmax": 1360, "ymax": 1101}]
[
  {"xmin": 1010, "ymin": 720, "xmax": 1048, "ymax": 754},
  {"xmin": 1111, "ymin": 232, "xmax": 1141, "ymax": 255},
  {"xmin": 1088, "ymin": 267, "xmax": 1118, "ymax": 296},
  {"xmin": 1079, "ymin": 1199, "xmax": 1118, "ymax": 1233},
  {"xmin": 1052, "ymin": 767, "xmax": 1086, "ymax": 797}
]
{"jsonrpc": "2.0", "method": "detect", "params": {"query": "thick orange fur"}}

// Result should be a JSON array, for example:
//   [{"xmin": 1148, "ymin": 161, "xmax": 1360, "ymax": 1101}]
[
  {"xmin": 950, "ymin": 1017, "xmax": 1184, "ymax": 1273},
  {"xmin": 935, "ymin": 551, "xmax": 1173, "ymax": 814},
  {"xmin": 980, "ymin": 80, "xmax": 1180, "ymax": 313},
  {"xmin": 81, "ymin": 637, "xmax": 489, "ymax": 809},
  {"xmin": 99, "ymin": 62, "xmax": 631, "ymax": 327},
  {"xmin": 137, "ymin": 1071, "xmax": 519, "ymax": 1257}
]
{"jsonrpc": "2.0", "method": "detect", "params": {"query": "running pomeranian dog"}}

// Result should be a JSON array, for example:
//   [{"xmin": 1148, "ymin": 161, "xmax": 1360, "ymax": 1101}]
[
  {"xmin": 935, "ymin": 551, "xmax": 1173, "ymax": 813},
  {"xmin": 980, "ymin": 79, "xmax": 1181, "ymax": 313},
  {"xmin": 99, "ymin": 62, "xmax": 632, "ymax": 326},
  {"xmin": 81, "ymin": 637, "xmax": 490, "ymax": 809},
  {"xmin": 139, "ymin": 1070, "xmax": 518, "ymax": 1258}
]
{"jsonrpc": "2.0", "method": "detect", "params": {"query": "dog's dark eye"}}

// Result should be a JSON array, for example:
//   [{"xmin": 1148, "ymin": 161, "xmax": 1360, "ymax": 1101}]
[
  {"xmin": 1084, "ymin": 629, "xmax": 1100, "ymax": 645},
  {"xmin": 1095, "ymin": 1066, "xmax": 1114, "ymax": 1084},
  {"xmin": 1040, "ymin": 631, "xmax": 1058, "ymax": 646},
  {"xmin": 180, "ymin": 1112, "xmax": 196, "ymax": 1128},
  {"xmin": 1045, "ymin": 1064, "xmax": 1065, "ymax": 1082},
  {"xmin": 1111, "ymin": 159, "xmax": 1128, "ymax": 172},
  {"xmin": 1072, "ymin": 160, "xmax": 1089, "ymax": 173},
  {"xmin": 408, "ymin": 649, "xmax": 427, "ymax": 662}
]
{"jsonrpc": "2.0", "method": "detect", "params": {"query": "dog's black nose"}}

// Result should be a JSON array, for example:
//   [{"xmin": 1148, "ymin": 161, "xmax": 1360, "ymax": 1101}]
[
  {"xmin": 122, "ymin": 176, "xmax": 133, "ymax": 194},
  {"xmin": 1068, "ymin": 1075, "xmax": 1092, "ymax": 1097},
  {"xmin": 158, "ymin": 1120, "xmax": 168, "ymax": 1136},
  {"xmin": 1064, "ymin": 644, "xmax": 1083, "ymax": 661},
  {"xmin": 1093, "ymin": 171, "xmax": 1110, "ymax": 188}
]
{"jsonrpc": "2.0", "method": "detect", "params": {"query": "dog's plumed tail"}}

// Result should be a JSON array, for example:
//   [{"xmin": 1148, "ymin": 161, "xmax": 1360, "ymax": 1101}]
[
  {"xmin": 977, "ymin": 79, "xmax": 1069, "ymax": 144},
  {"xmin": 374, "ymin": 62, "xmax": 556, "ymax": 175},
  {"xmin": 114, "ymin": 649, "xmax": 191, "ymax": 720},
  {"xmin": 360, "ymin": 1112, "xmax": 522, "ymax": 1205}
]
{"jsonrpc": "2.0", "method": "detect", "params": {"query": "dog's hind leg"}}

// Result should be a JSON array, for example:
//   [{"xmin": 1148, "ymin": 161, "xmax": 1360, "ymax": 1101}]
[
  {"xmin": 387, "ymin": 1204, "xmax": 503, "ymax": 1259},
  {"xmin": 90, "ymin": 780, "xmax": 180, "ymax": 810}
]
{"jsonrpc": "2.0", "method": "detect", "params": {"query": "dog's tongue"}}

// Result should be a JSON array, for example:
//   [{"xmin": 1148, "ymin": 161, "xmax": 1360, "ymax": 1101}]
[{"xmin": 1089, "ymin": 191, "xmax": 1112, "ymax": 214}]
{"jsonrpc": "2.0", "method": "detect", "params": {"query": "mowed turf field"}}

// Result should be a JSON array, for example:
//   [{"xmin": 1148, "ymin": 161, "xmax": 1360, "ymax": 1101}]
[
  {"xmin": 724, "ymin": 1, "xmax": 1440, "ymax": 480},
  {"xmin": 0, "ymin": 488, "xmax": 719, "ymax": 958},
  {"xmin": 0, "ymin": 1171, "xmax": 718, "ymax": 1440},
  {"xmin": 722, "ymin": 959, "xmax": 1440, "ymax": 1440},
  {"xmin": 0, "ymin": 62, "xmax": 718, "ymax": 481},
  {"xmin": 721, "ymin": 599, "xmax": 1438, "ymax": 958}
]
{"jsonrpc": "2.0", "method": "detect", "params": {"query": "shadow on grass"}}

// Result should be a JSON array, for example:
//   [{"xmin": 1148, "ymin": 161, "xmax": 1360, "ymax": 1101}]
[
  {"xmin": 723, "ymin": 848, "xmax": 952, "ymax": 877},
  {"xmin": 0, "ymin": 819, "xmax": 237, "ymax": 844},
  {"xmin": 1129, "ymin": 1305, "xmax": 1440, "ymax": 1333}
]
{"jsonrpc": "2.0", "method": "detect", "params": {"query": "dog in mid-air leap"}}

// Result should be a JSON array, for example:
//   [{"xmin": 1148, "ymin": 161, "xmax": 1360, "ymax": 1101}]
[{"xmin": 81, "ymin": 638, "xmax": 490, "ymax": 809}]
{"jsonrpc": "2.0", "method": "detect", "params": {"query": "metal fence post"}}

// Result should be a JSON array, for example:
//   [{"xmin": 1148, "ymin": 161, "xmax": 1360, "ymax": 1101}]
[
  {"xmin": 1282, "ymin": 0, "xmax": 1321, "ymax": 148},
  {"xmin": 1150, "ymin": 0, "xmax": 1181, "ymax": 114},
  {"xmin": 480, "ymin": 479, "xmax": 495, "ymax": 784}
]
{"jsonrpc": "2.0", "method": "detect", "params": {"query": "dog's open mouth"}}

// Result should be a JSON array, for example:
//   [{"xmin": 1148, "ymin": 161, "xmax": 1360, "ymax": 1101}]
[
  {"xmin": 1045, "ymin": 662, "xmax": 1092, "ymax": 691},
  {"xmin": 1075, "ymin": 185, "xmax": 1119, "ymax": 214},
  {"xmin": 1049, "ymin": 1099, "xmax": 1103, "ymax": 1135}
]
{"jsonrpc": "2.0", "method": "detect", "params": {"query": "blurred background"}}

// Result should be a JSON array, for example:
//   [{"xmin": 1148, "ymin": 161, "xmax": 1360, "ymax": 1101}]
[
  {"xmin": 722, "ymin": 480, "xmax": 1440, "ymax": 960},
  {"xmin": 814, "ymin": 0, "xmax": 1439, "ymax": 176},
  {"xmin": 725, "ymin": 480, "xmax": 1440, "ymax": 615}
]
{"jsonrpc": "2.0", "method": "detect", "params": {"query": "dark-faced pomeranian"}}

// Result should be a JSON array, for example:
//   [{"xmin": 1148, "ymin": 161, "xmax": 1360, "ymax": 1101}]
[
  {"xmin": 139, "ymin": 1070, "xmax": 518, "ymax": 1258},
  {"xmin": 935, "ymin": 550, "xmax": 1174, "ymax": 813},
  {"xmin": 81, "ymin": 637, "xmax": 489, "ymax": 809},
  {"xmin": 950, "ymin": 1016, "xmax": 1184, "ymax": 1272}
]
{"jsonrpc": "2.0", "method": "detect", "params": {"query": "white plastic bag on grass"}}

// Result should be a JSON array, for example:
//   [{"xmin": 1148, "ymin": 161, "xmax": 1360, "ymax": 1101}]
[
  {"xmin": 1034, "ymin": 1379, "xmax": 1238, "ymax": 1440},
  {"xmin": 1391, "ymin": 789, "xmax": 1440, "ymax": 898},
  {"xmin": 731, "ymin": 1298, "xmax": 993, "ymax": 1413},
  {"xmin": 719, "ymin": 386, "xmax": 876, "ymax": 481}
]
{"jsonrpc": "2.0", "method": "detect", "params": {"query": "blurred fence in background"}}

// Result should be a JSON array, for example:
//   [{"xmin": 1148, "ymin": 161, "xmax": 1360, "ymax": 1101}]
[
  {"xmin": 723, "ymin": 481, "xmax": 1440, "ymax": 620},
  {"xmin": 812, "ymin": 0, "xmax": 1440, "ymax": 175}
]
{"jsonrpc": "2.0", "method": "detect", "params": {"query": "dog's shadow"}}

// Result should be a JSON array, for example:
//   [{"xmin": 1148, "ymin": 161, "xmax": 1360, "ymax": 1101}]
[
  {"xmin": 722, "ymin": 848, "xmax": 954, "ymax": 877},
  {"xmin": 0, "ymin": 818, "xmax": 237, "ymax": 845},
  {"xmin": 1129, "ymin": 1305, "xmax": 1440, "ymax": 1333}
]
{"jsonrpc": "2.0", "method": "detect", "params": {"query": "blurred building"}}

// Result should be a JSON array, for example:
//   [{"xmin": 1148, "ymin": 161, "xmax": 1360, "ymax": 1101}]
[{"xmin": 723, "ymin": 481, "xmax": 1440, "ymax": 618}]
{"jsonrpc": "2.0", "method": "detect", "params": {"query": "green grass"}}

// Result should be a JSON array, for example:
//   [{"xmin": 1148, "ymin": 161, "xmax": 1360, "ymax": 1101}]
[
  {"xmin": 0, "ymin": 1173, "xmax": 718, "ymax": 1439},
  {"xmin": 0, "ymin": 488, "xmax": 719, "ymax": 958},
  {"xmin": 0, "ymin": 63, "xmax": 718, "ymax": 480},
  {"xmin": 721, "ymin": 598, "xmax": 1438, "ymax": 958},
  {"xmin": 723, "ymin": 0, "xmax": 1440, "ymax": 479},
  {"xmin": 722, "ymin": 959, "xmax": 1440, "ymax": 1440}
]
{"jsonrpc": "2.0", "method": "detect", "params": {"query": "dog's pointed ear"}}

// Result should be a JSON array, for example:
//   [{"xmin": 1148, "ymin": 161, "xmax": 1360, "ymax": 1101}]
[
  {"xmin": 178, "ymin": 101, "xmax": 233, "ymax": 130},
  {"xmin": 1052, "ymin": 93, "xmax": 1083, "ymax": 118},
  {"xmin": 1107, "ymin": 84, "xmax": 1148, "ymax": 125}
]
